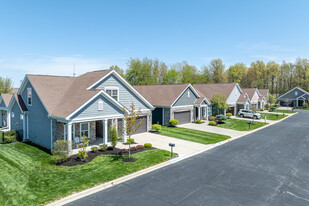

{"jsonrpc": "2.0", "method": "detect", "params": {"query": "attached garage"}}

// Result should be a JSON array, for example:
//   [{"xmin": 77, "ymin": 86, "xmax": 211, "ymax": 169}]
[
  {"xmin": 133, "ymin": 116, "xmax": 147, "ymax": 134},
  {"xmin": 279, "ymin": 100, "xmax": 294, "ymax": 107},
  {"xmin": 174, "ymin": 111, "xmax": 191, "ymax": 125}
]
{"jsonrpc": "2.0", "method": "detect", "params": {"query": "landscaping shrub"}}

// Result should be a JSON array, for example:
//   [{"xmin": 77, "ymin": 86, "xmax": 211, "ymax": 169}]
[
  {"xmin": 5, "ymin": 130, "xmax": 18, "ymax": 138},
  {"xmin": 4, "ymin": 135, "xmax": 14, "ymax": 143},
  {"xmin": 169, "ymin": 119, "xmax": 179, "ymax": 126},
  {"xmin": 226, "ymin": 113, "xmax": 232, "ymax": 119},
  {"xmin": 152, "ymin": 124, "xmax": 162, "ymax": 132},
  {"xmin": 209, "ymin": 121, "xmax": 216, "ymax": 126},
  {"xmin": 196, "ymin": 119, "xmax": 202, "ymax": 124},
  {"xmin": 109, "ymin": 126, "xmax": 118, "ymax": 149},
  {"xmin": 127, "ymin": 138, "xmax": 134, "ymax": 144},
  {"xmin": 274, "ymin": 104, "xmax": 279, "ymax": 108},
  {"xmin": 118, "ymin": 137, "xmax": 123, "ymax": 141},
  {"xmin": 215, "ymin": 114, "xmax": 227, "ymax": 123},
  {"xmin": 77, "ymin": 150, "xmax": 88, "ymax": 161},
  {"xmin": 265, "ymin": 104, "xmax": 270, "ymax": 110},
  {"xmin": 99, "ymin": 144, "xmax": 108, "ymax": 151},
  {"xmin": 144, "ymin": 143, "xmax": 152, "ymax": 148},
  {"xmin": 52, "ymin": 140, "xmax": 69, "ymax": 164},
  {"xmin": 303, "ymin": 102, "xmax": 308, "ymax": 108},
  {"xmin": 209, "ymin": 116, "xmax": 216, "ymax": 121},
  {"xmin": 0, "ymin": 131, "xmax": 3, "ymax": 143},
  {"xmin": 91, "ymin": 146, "xmax": 98, "ymax": 153},
  {"xmin": 136, "ymin": 145, "xmax": 144, "ymax": 150}
]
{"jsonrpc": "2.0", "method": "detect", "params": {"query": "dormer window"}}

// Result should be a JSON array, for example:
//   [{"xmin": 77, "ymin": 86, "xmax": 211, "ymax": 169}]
[
  {"xmin": 295, "ymin": 91, "xmax": 298, "ymax": 96},
  {"xmin": 27, "ymin": 88, "xmax": 32, "ymax": 106},
  {"xmin": 105, "ymin": 87, "xmax": 119, "ymax": 101},
  {"xmin": 188, "ymin": 91, "xmax": 190, "ymax": 98},
  {"xmin": 98, "ymin": 100, "xmax": 103, "ymax": 111}
]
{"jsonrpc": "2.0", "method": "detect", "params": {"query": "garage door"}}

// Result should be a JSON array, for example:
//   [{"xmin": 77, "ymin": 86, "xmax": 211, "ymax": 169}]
[
  {"xmin": 280, "ymin": 100, "xmax": 294, "ymax": 107},
  {"xmin": 133, "ymin": 116, "xmax": 147, "ymax": 134},
  {"xmin": 174, "ymin": 111, "xmax": 191, "ymax": 125}
]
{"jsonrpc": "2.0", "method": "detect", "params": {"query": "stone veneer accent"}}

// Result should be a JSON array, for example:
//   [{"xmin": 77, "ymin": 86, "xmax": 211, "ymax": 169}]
[{"xmin": 52, "ymin": 120, "xmax": 65, "ymax": 144}]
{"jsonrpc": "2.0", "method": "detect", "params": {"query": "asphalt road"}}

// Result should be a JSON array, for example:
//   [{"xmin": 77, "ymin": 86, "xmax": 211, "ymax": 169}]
[{"xmin": 66, "ymin": 111, "xmax": 309, "ymax": 206}]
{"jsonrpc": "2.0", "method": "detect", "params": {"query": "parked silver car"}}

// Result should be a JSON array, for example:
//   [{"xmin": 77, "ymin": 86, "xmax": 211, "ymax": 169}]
[{"xmin": 238, "ymin": 109, "xmax": 262, "ymax": 119}]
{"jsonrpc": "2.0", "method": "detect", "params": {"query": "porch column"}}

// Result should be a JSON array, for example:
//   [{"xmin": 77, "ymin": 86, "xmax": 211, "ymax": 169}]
[
  {"xmin": 296, "ymin": 100, "xmax": 298, "ymax": 107},
  {"xmin": 7, "ymin": 111, "xmax": 11, "ymax": 130},
  {"xmin": 122, "ymin": 119, "xmax": 127, "ymax": 142},
  {"xmin": 198, "ymin": 106, "xmax": 201, "ymax": 120},
  {"xmin": 234, "ymin": 105, "xmax": 237, "ymax": 116},
  {"xmin": 67, "ymin": 122, "xmax": 72, "ymax": 155},
  {"xmin": 103, "ymin": 119, "xmax": 108, "ymax": 144},
  {"xmin": 224, "ymin": 109, "xmax": 226, "ymax": 116}
]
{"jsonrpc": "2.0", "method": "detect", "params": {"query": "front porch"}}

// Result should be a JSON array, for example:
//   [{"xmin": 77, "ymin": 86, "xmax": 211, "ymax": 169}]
[{"xmin": 52, "ymin": 117, "xmax": 127, "ymax": 154}]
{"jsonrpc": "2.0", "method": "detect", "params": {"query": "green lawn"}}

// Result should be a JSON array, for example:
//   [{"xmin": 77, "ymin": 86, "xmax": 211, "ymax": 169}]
[
  {"xmin": 294, "ymin": 108, "xmax": 309, "ymax": 110},
  {"xmin": 217, "ymin": 119, "xmax": 268, "ymax": 131},
  {"xmin": 160, "ymin": 126, "xmax": 230, "ymax": 144},
  {"xmin": 259, "ymin": 113, "xmax": 287, "ymax": 120},
  {"xmin": 0, "ymin": 143, "xmax": 172, "ymax": 206},
  {"xmin": 273, "ymin": 109, "xmax": 296, "ymax": 113}
]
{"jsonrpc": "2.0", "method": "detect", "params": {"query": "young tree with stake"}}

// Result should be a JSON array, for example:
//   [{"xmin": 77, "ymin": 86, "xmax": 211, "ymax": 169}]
[{"xmin": 121, "ymin": 103, "xmax": 144, "ymax": 159}]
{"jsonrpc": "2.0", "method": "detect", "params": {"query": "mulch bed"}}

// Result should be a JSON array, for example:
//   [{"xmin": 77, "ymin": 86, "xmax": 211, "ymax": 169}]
[
  {"xmin": 149, "ymin": 131, "xmax": 160, "ymax": 134},
  {"xmin": 59, "ymin": 146, "xmax": 155, "ymax": 167}
]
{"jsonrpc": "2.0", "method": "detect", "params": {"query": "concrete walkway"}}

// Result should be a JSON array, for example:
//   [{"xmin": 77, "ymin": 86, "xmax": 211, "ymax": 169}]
[{"xmin": 178, "ymin": 122, "xmax": 247, "ymax": 138}]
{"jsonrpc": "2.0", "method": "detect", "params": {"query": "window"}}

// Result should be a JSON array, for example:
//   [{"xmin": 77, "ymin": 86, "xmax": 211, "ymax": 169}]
[
  {"xmin": 12, "ymin": 112, "xmax": 15, "ymax": 118},
  {"xmin": 106, "ymin": 88, "xmax": 119, "ymax": 101},
  {"xmin": 295, "ymin": 91, "xmax": 298, "ymax": 96},
  {"xmin": 80, "ymin": 123, "xmax": 89, "ymax": 138},
  {"xmin": 27, "ymin": 88, "xmax": 32, "ymax": 106},
  {"xmin": 188, "ymin": 91, "xmax": 190, "ymax": 98},
  {"xmin": 20, "ymin": 114, "xmax": 23, "ymax": 120},
  {"xmin": 98, "ymin": 100, "xmax": 103, "ymax": 111}
]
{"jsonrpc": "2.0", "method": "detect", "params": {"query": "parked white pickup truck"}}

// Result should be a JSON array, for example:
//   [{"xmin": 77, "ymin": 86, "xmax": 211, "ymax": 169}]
[{"xmin": 238, "ymin": 109, "xmax": 262, "ymax": 119}]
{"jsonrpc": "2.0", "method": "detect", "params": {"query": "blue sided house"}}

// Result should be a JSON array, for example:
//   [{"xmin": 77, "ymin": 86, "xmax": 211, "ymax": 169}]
[{"xmin": 7, "ymin": 69, "xmax": 154, "ymax": 154}]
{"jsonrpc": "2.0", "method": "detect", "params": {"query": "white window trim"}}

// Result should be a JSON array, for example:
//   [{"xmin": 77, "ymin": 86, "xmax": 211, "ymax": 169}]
[
  {"xmin": 104, "ymin": 87, "xmax": 119, "ymax": 101},
  {"xmin": 188, "ymin": 91, "xmax": 190, "ymax": 98},
  {"xmin": 20, "ymin": 114, "xmax": 23, "ymax": 120},
  {"xmin": 12, "ymin": 112, "xmax": 15, "ymax": 118},
  {"xmin": 98, "ymin": 100, "xmax": 104, "ymax": 111},
  {"xmin": 80, "ymin": 122, "xmax": 90, "ymax": 138},
  {"xmin": 27, "ymin": 88, "xmax": 32, "ymax": 106},
  {"xmin": 295, "ymin": 91, "xmax": 298, "ymax": 96}
]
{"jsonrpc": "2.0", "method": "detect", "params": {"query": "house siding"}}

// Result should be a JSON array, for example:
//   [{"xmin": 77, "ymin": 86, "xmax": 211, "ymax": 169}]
[
  {"xmin": 71, "ymin": 95, "xmax": 123, "ymax": 120},
  {"xmin": 21, "ymin": 81, "xmax": 51, "ymax": 149},
  {"xmin": 227, "ymin": 85, "xmax": 241, "ymax": 105},
  {"xmin": 11, "ymin": 100, "xmax": 23, "ymax": 139},
  {"xmin": 251, "ymin": 91, "xmax": 259, "ymax": 105},
  {"xmin": 93, "ymin": 73, "xmax": 151, "ymax": 110},
  {"xmin": 0, "ymin": 99, "xmax": 6, "ymax": 108},
  {"xmin": 278, "ymin": 88, "xmax": 306, "ymax": 100},
  {"xmin": 173, "ymin": 87, "xmax": 198, "ymax": 107}
]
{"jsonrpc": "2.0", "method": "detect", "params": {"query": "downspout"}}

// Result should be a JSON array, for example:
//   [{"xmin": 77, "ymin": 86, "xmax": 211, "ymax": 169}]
[{"xmin": 162, "ymin": 108, "xmax": 164, "ymax": 126}]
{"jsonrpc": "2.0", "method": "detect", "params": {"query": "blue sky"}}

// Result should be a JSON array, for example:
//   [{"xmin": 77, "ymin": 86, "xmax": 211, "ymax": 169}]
[{"xmin": 0, "ymin": 0, "xmax": 308, "ymax": 87}]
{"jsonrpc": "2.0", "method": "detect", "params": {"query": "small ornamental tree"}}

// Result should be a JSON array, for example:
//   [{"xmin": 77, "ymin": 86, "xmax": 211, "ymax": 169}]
[
  {"xmin": 212, "ymin": 93, "xmax": 229, "ymax": 114},
  {"xmin": 109, "ymin": 125, "xmax": 118, "ymax": 149},
  {"xmin": 77, "ymin": 134, "xmax": 90, "ymax": 161},
  {"xmin": 121, "ymin": 103, "xmax": 144, "ymax": 159},
  {"xmin": 267, "ymin": 94, "xmax": 276, "ymax": 107}
]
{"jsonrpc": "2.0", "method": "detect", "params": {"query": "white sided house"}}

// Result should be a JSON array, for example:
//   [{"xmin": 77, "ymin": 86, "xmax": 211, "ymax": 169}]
[
  {"xmin": 241, "ymin": 88, "xmax": 260, "ymax": 109},
  {"xmin": 194, "ymin": 83, "xmax": 242, "ymax": 116},
  {"xmin": 0, "ymin": 93, "xmax": 13, "ymax": 128},
  {"xmin": 10, "ymin": 69, "xmax": 154, "ymax": 154}
]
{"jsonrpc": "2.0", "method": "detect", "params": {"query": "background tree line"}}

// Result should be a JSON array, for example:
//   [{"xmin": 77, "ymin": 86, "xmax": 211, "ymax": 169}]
[{"xmin": 110, "ymin": 57, "xmax": 309, "ymax": 96}]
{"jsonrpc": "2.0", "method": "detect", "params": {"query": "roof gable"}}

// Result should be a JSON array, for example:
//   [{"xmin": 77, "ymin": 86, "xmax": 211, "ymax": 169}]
[
  {"xmin": 193, "ymin": 83, "xmax": 239, "ymax": 102},
  {"xmin": 278, "ymin": 87, "xmax": 309, "ymax": 100}
]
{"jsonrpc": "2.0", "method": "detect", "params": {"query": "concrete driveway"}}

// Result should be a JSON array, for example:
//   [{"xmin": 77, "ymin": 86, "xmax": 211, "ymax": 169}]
[
  {"xmin": 127, "ymin": 132, "xmax": 210, "ymax": 157},
  {"xmin": 178, "ymin": 122, "xmax": 247, "ymax": 138},
  {"xmin": 66, "ymin": 111, "xmax": 309, "ymax": 206}
]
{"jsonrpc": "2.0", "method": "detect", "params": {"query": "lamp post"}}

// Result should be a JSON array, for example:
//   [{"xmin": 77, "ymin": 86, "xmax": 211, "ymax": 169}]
[
  {"xmin": 248, "ymin": 121, "xmax": 252, "ymax": 130},
  {"xmin": 169, "ymin": 143, "xmax": 175, "ymax": 157}
]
